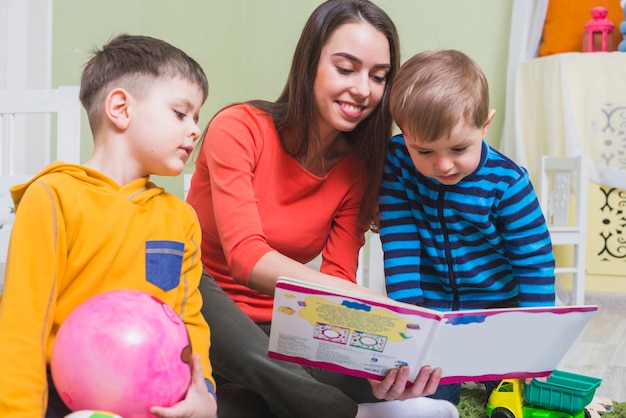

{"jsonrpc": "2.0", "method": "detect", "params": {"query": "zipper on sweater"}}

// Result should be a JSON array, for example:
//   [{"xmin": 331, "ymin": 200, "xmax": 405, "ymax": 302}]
[{"xmin": 437, "ymin": 185, "xmax": 459, "ymax": 310}]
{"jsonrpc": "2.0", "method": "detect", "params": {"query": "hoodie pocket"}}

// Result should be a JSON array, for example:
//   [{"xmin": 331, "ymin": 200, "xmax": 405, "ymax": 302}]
[{"xmin": 145, "ymin": 240, "xmax": 184, "ymax": 291}]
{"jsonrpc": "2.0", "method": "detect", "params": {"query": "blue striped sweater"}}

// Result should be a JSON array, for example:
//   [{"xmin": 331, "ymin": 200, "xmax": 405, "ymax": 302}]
[{"xmin": 379, "ymin": 135, "xmax": 555, "ymax": 311}]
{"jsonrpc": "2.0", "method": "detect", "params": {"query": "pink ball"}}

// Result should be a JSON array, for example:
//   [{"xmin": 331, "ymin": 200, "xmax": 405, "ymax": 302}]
[{"xmin": 51, "ymin": 290, "xmax": 192, "ymax": 418}]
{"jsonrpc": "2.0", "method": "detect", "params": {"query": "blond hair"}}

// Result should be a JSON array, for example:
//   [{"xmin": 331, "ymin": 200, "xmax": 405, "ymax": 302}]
[{"xmin": 390, "ymin": 49, "xmax": 489, "ymax": 142}]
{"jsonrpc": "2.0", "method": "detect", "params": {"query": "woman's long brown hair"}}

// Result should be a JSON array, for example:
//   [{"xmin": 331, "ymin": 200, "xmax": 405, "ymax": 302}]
[{"xmin": 198, "ymin": 0, "xmax": 400, "ymax": 229}]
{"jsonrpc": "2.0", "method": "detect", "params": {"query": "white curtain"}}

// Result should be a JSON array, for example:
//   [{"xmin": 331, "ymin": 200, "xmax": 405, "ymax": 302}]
[{"xmin": 498, "ymin": 0, "xmax": 549, "ymax": 166}]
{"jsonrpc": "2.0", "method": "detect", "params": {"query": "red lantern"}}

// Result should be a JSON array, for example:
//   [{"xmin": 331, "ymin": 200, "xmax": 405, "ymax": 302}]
[{"xmin": 583, "ymin": 6, "xmax": 614, "ymax": 52}]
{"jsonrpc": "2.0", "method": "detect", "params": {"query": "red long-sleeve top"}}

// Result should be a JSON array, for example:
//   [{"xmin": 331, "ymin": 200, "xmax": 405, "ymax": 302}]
[{"xmin": 187, "ymin": 104, "xmax": 366, "ymax": 323}]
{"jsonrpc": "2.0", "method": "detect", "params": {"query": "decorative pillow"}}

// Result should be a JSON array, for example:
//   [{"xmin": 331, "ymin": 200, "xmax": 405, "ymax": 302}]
[{"xmin": 539, "ymin": 0, "xmax": 624, "ymax": 56}]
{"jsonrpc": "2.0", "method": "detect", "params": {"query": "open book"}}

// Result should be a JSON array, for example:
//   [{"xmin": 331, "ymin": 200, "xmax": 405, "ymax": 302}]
[{"xmin": 268, "ymin": 277, "xmax": 597, "ymax": 384}]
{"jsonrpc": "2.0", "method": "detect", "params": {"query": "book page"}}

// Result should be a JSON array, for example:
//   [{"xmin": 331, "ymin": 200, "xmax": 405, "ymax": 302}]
[
  {"xmin": 268, "ymin": 278, "xmax": 442, "ymax": 382},
  {"xmin": 429, "ymin": 307, "xmax": 597, "ymax": 384},
  {"xmin": 268, "ymin": 277, "xmax": 598, "ymax": 384}
]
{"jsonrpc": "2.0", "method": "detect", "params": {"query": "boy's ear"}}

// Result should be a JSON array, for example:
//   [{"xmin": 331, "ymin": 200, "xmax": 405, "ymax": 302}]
[
  {"xmin": 105, "ymin": 88, "xmax": 131, "ymax": 130},
  {"xmin": 482, "ymin": 109, "xmax": 496, "ymax": 137}
]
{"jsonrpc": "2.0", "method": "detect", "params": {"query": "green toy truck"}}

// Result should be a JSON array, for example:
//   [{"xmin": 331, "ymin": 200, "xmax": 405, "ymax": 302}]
[{"xmin": 486, "ymin": 369, "xmax": 602, "ymax": 418}]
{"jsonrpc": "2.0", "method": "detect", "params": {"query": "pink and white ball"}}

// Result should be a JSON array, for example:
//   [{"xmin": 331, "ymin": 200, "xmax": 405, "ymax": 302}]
[{"xmin": 52, "ymin": 290, "xmax": 192, "ymax": 418}]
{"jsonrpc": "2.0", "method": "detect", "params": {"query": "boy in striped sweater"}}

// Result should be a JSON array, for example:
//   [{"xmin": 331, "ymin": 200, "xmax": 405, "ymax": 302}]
[{"xmin": 379, "ymin": 49, "xmax": 556, "ymax": 404}]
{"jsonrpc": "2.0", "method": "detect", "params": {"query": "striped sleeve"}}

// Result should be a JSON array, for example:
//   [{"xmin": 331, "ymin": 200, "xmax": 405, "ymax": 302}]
[
  {"xmin": 379, "ymin": 136, "xmax": 424, "ymax": 304},
  {"xmin": 495, "ymin": 164, "xmax": 556, "ymax": 306}
]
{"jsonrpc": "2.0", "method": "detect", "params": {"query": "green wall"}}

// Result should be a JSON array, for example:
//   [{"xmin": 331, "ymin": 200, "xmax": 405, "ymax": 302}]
[{"xmin": 52, "ymin": 0, "xmax": 513, "ymax": 197}]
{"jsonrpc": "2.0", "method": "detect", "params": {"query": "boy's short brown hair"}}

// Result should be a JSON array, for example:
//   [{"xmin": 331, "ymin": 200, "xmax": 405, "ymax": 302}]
[
  {"xmin": 80, "ymin": 34, "xmax": 208, "ymax": 131},
  {"xmin": 390, "ymin": 49, "xmax": 489, "ymax": 142}
]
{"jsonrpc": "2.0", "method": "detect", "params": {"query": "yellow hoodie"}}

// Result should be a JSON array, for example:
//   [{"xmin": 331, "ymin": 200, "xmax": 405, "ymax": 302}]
[{"xmin": 0, "ymin": 162, "xmax": 214, "ymax": 416}]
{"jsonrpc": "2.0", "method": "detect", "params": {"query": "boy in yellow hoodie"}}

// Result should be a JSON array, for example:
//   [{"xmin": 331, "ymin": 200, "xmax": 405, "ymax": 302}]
[{"xmin": 0, "ymin": 34, "xmax": 217, "ymax": 418}]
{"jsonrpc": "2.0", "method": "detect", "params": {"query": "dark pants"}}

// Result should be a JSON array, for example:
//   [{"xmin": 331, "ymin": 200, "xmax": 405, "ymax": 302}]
[
  {"xmin": 46, "ymin": 368, "xmax": 72, "ymax": 418},
  {"xmin": 430, "ymin": 383, "xmax": 462, "ymax": 405},
  {"xmin": 430, "ymin": 380, "xmax": 500, "ymax": 405},
  {"xmin": 199, "ymin": 272, "xmax": 377, "ymax": 418}
]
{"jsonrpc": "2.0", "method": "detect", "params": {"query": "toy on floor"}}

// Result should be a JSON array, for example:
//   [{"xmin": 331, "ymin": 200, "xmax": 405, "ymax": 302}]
[
  {"xmin": 486, "ymin": 369, "xmax": 602, "ymax": 418},
  {"xmin": 52, "ymin": 289, "xmax": 192, "ymax": 418}
]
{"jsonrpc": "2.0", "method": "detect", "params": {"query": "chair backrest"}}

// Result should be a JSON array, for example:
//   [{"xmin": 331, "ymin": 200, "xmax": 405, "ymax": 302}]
[
  {"xmin": 537, "ymin": 155, "xmax": 587, "ymax": 232},
  {"xmin": 356, "ymin": 231, "xmax": 386, "ymax": 295},
  {"xmin": 183, "ymin": 173, "xmax": 192, "ymax": 200},
  {"xmin": 536, "ymin": 155, "xmax": 588, "ymax": 306},
  {"xmin": 0, "ymin": 86, "xmax": 82, "ymax": 291}
]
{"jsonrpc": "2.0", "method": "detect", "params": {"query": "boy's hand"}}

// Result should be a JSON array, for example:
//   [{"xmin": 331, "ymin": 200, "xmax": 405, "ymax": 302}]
[
  {"xmin": 150, "ymin": 354, "xmax": 217, "ymax": 418},
  {"xmin": 369, "ymin": 365, "xmax": 442, "ymax": 401},
  {"xmin": 525, "ymin": 376, "xmax": 547, "ymax": 384}
]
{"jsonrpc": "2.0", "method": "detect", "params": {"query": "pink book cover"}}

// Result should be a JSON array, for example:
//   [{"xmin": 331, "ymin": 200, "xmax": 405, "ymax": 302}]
[{"xmin": 268, "ymin": 277, "xmax": 597, "ymax": 384}]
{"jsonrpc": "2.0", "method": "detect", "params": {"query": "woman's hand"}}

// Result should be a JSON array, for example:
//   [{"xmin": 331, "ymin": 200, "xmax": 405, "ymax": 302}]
[
  {"xmin": 369, "ymin": 365, "xmax": 442, "ymax": 401},
  {"xmin": 150, "ymin": 354, "xmax": 217, "ymax": 418}
]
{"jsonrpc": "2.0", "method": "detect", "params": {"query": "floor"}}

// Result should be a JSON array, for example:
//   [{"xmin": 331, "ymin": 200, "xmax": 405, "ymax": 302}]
[{"xmin": 556, "ymin": 290, "xmax": 626, "ymax": 403}]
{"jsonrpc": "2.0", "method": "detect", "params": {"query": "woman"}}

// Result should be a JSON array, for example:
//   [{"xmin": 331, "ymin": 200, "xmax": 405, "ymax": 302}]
[{"xmin": 187, "ymin": 1, "xmax": 458, "ymax": 417}]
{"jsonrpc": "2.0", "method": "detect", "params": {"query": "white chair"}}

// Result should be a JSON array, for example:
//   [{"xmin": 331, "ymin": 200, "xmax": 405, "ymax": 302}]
[
  {"xmin": 536, "ymin": 155, "xmax": 588, "ymax": 306},
  {"xmin": 356, "ymin": 231, "xmax": 386, "ymax": 295},
  {"xmin": 183, "ymin": 173, "xmax": 192, "ymax": 200},
  {"xmin": 0, "ymin": 86, "xmax": 82, "ymax": 292}
]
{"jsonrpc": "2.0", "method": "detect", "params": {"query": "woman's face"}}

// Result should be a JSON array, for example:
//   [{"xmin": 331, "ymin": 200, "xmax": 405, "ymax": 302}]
[{"xmin": 313, "ymin": 21, "xmax": 390, "ymax": 142}]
